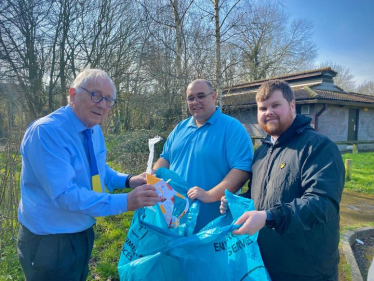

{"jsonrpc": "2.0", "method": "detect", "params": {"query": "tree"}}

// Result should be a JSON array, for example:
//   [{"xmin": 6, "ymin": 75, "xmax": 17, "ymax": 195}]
[
  {"xmin": 0, "ymin": 0, "xmax": 323, "ymax": 132},
  {"xmin": 191, "ymin": 0, "xmax": 246, "ymax": 106},
  {"xmin": 232, "ymin": 0, "xmax": 317, "ymax": 82},
  {"xmin": 211, "ymin": 0, "xmax": 244, "ymax": 107},
  {"xmin": 318, "ymin": 61, "xmax": 356, "ymax": 92},
  {"xmin": 0, "ymin": 0, "xmax": 50, "ymax": 121},
  {"xmin": 357, "ymin": 80, "xmax": 374, "ymax": 96},
  {"xmin": 139, "ymin": 0, "xmax": 195, "ymax": 121},
  {"xmin": 44, "ymin": 0, "xmax": 76, "ymax": 112}
]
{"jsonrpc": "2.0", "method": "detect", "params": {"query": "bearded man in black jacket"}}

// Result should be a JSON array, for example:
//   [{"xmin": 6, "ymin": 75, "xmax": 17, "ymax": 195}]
[{"xmin": 221, "ymin": 80, "xmax": 345, "ymax": 281}]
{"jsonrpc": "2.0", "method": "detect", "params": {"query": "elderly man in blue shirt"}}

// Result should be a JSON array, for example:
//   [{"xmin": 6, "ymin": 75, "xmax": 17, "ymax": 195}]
[
  {"xmin": 153, "ymin": 79, "xmax": 253, "ymax": 233},
  {"xmin": 17, "ymin": 69, "xmax": 161, "ymax": 281}
]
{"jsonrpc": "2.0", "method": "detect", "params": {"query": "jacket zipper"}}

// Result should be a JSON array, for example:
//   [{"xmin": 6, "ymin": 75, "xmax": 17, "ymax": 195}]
[{"xmin": 259, "ymin": 143, "xmax": 274, "ymax": 209}]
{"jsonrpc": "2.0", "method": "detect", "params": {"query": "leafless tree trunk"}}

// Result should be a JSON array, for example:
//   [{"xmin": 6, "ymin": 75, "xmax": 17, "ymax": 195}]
[
  {"xmin": 205, "ymin": 0, "xmax": 243, "ymax": 106},
  {"xmin": 213, "ymin": 0, "xmax": 222, "ymax": 107},
  {"xmin": 171, "ymin": 0, "xmax": 188, "ymax": 118},
  {"xmin": 0, "ymin": 0, "xmax": 49, "ymax": 121}
]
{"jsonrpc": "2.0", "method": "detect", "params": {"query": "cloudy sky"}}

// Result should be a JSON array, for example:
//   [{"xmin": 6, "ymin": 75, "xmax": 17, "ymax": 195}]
[{"xmin": 285, "ymin": 0, "xmax": 374, "ymax": 85}]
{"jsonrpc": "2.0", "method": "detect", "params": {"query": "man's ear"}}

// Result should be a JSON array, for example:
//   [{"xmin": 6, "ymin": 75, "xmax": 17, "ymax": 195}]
[
  {"xmin": 290, "ymin": 100, "xmax": 296, "ymax": 115},
  {"xmin": 212, "ymin": 91, "xmax": 217, "ymax": 102},
  {"xmin": 68, "ymin": 87, "xmax": 76, "ymax": 103}
]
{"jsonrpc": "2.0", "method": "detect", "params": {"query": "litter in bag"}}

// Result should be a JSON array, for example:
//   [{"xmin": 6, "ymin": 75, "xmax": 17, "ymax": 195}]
[
  {"xmin": 146, "ymin": 173, "xmax": 189, "ymax": 228},
  {"xmin": 118, "ymin": 184, "xmax": 270, "ymax": 280}
]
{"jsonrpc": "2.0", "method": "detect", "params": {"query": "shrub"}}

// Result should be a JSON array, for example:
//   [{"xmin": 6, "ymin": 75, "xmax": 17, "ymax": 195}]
[{"xmin": 105, "ymin": 130, "xmax": 169, "ymax": 174}]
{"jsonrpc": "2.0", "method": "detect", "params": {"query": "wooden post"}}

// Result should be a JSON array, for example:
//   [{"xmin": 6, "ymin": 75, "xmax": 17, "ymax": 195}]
[
  {"xmin": 345, "ymin": 159, "xmax": 352, "ymax": 181},
  {"xmin": 352, "ymin": 143, "xmax": 357, "ymax": 154}
]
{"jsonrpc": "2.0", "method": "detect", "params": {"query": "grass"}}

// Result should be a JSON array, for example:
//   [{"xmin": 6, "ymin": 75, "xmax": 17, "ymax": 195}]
[
  {"xmin": 342, "ymin": 152, "xmax": 374, "ymax": 194},
  {"xmin": 0, "ymin": 242, "xmax": 23, "ymax": 281},
  {"xmin": 88, "ymin": 212, "xmax": 134, "ymax": 281},
  {"xmin": 87, "ymin": 181, "xmax": 134, "ymax": 281}
]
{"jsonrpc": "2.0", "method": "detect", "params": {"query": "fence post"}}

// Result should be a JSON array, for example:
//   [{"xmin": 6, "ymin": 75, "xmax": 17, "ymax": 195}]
[
  {"xmin": 352, "ymin": 143, "xmax": 357, "ymax": 154},
  {"xmin": 345, "ymin": 159, "xmax": 352, "ymax": 181}
]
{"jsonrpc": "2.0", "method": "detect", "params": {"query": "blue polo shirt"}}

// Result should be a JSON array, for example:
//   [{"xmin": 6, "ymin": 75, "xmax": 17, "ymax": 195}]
[
  {"xmin": 18, "ymin": 105, "xmax": 130, "ymax": 235},
  {"xmin": 161, "ymin": 107, "xmax": 253, "ymax": 232}
]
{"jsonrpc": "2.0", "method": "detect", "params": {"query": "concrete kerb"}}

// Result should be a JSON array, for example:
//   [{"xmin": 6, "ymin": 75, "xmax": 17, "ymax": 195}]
[{"xmin": 341, "ymin": 227, "xmax": 374, "ymax": 281}]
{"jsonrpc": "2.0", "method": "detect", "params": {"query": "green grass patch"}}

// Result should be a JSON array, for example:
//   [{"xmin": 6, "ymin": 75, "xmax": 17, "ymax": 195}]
[
  {"xmin": 0, "ymin": 241, "xmax": 23, "ymax": 281},
  {"xmin": 87, "ymin": 211, "xmax": 134, "ymax": 281},
  {"xmin": 342, "ymin": 152, "xmax": 374, "ymax": 194},
  {"xmin": 340, "ymin": 221, "xmax": 374, "ymax": 234}
]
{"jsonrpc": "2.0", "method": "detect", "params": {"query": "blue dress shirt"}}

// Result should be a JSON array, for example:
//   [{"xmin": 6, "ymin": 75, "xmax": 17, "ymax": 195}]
[
  {"xmin": 161, "ymin": 107, "xmax": 253, "ymax": 232},
  {"xmin": 18, "ymin": 105, "xmax": 130, "ymax": 235}
]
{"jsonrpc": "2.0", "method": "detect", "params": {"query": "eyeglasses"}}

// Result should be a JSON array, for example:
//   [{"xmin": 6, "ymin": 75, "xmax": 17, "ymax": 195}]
[
  {"xmin": 186, "ymin": 92, "xmax": 213, "ymax": 104},
  {"xmin": 78, "ymin": 86, "xmax": 117, "ymax": 108}
]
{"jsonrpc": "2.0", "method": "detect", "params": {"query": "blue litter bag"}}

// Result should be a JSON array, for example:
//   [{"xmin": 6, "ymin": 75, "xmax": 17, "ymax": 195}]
[
  {"xmin": 200, "ymin": 190, "xmax": 271, "ymax": 281},
  {"xmin": 118, "ymin": 174, "xmax": 270, "ymax": 280},
  {"xmin": 117, "ymin": 168, "xmax": 200, "ymax": 274}
]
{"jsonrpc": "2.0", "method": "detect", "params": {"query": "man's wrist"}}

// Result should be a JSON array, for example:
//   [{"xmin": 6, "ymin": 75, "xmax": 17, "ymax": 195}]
[
  {"xmin": 265, "ymin": 209, "xmax": 276, "ymax": 229},
  {"xmin": 125, "ymin": 175, "xmax": 133, "ymax": 188}
]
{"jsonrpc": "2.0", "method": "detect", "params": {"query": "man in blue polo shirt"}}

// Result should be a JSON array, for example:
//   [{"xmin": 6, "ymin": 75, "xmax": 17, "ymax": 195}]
[
  {"xmin": 17, "ymin": 69, "xmax": 161, "ymax": 281},
  {"xmin": 153, "ymin": 79, "xmax": 253, "ymax": 232}
]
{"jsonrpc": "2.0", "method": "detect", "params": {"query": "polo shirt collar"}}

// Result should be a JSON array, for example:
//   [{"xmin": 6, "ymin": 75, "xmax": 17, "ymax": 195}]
[{"xmin": 188, "ymin": 106, "xmax": 222, "ymax": 128}]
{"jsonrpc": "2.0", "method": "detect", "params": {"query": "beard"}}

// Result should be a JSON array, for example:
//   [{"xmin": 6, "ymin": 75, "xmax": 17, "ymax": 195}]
[{"xmin": 259, "ymin": 111, "xmax": 295, "ymax": 137}]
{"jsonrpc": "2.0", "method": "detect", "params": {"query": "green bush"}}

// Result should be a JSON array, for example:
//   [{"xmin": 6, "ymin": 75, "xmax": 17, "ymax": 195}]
[{"xmin": 105, "ymin": 130, "xmax": 168, "ymax": 174}]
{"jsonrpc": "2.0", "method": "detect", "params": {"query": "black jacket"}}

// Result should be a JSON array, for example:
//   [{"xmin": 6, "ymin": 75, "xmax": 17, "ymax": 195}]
[{"xmin": 244, "ymin": 115, "xmax": 345, "ymax": 280}]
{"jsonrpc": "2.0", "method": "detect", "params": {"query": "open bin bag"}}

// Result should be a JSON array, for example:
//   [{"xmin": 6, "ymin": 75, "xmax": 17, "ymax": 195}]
[{"xmin": 118, "ymin": 168, "xmax": 270, "ymax": 281}]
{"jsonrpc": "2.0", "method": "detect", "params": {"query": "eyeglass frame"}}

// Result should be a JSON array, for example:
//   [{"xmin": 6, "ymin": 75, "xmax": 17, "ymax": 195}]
[
  {"xmin": 186, "ymin": 92, "xmax": 214, "ymax": 104},
  {"xmin": 77, "ymin": 86, "xmax": 117, "ymax": 108}
]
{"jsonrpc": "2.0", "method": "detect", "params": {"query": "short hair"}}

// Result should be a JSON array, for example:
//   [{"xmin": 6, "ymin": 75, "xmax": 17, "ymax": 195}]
[
  {"xmin": 256, "ymin": 80, "xmax": 294, "ymax": 103},
  {"xmin": 187, "ymin": 79, "xmax": 214, "ymax": 93},
  {"xmin": 71, "ymin": 69, "xmax": 117, "ymax": 99}
]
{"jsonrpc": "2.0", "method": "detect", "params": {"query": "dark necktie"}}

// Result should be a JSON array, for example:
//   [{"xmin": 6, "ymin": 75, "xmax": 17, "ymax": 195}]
[{"xmin": 84, "ymin": 129, "xmax": 103, "ymax": 193}]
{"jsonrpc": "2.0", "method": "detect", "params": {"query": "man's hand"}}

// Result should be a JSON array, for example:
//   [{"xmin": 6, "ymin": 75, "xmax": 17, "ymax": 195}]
[
  {"xmin": 232, "ymin": 210, "xmax": 267, "ymax": 235},
  {"xmin": 127, "ymin": 184, "xmax": 161, "ymax": 211},
  {"xmin": 220, "ymin": 196, "xmax": 228, "ymax": 214},
  {"xmin": 129, "ymin": 172, "xmax": 147, "ymax": 188},
  {"xmin": 187, "ymin": 186, "xmax": 212, "ymax": 203}
]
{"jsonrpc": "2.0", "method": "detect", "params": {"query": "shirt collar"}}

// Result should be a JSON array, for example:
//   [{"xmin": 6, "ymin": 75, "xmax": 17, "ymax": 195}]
[{"xmin": 187, "ymin": 106, "xmax": 222, "ymax": 128}]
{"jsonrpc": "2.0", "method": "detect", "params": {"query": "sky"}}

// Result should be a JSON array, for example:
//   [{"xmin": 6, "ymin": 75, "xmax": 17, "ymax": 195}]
[{"xmin": 284, "ymin": 0, "xmax": 374, "ymax": 85}]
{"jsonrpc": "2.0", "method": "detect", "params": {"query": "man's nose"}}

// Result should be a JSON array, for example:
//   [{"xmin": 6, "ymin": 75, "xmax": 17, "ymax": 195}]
[{"xmin": 265, "ymin": 108, "xmax": 274, "ymax": 115}]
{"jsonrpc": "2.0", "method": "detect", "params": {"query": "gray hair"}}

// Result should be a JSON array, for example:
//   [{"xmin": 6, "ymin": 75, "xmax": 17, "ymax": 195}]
[{"xmin": 71, "ymin": 69, "xmax": 117, "ymax": 99}]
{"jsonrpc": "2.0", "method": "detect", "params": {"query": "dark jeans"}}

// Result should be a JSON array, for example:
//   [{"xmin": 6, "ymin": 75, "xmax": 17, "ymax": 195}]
[{"xmin": 17, "ymin": 224, "xmax": 95, "ymax": 281}]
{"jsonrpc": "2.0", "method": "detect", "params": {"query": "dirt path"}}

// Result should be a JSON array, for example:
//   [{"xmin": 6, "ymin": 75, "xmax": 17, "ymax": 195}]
[
  {"xmin": 340, "ymin": 189, "xmax": 374, "ymax": 229},
  {"xmin": 339, "ymin": 189, "xmax": 374, "ymax": 281}
]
